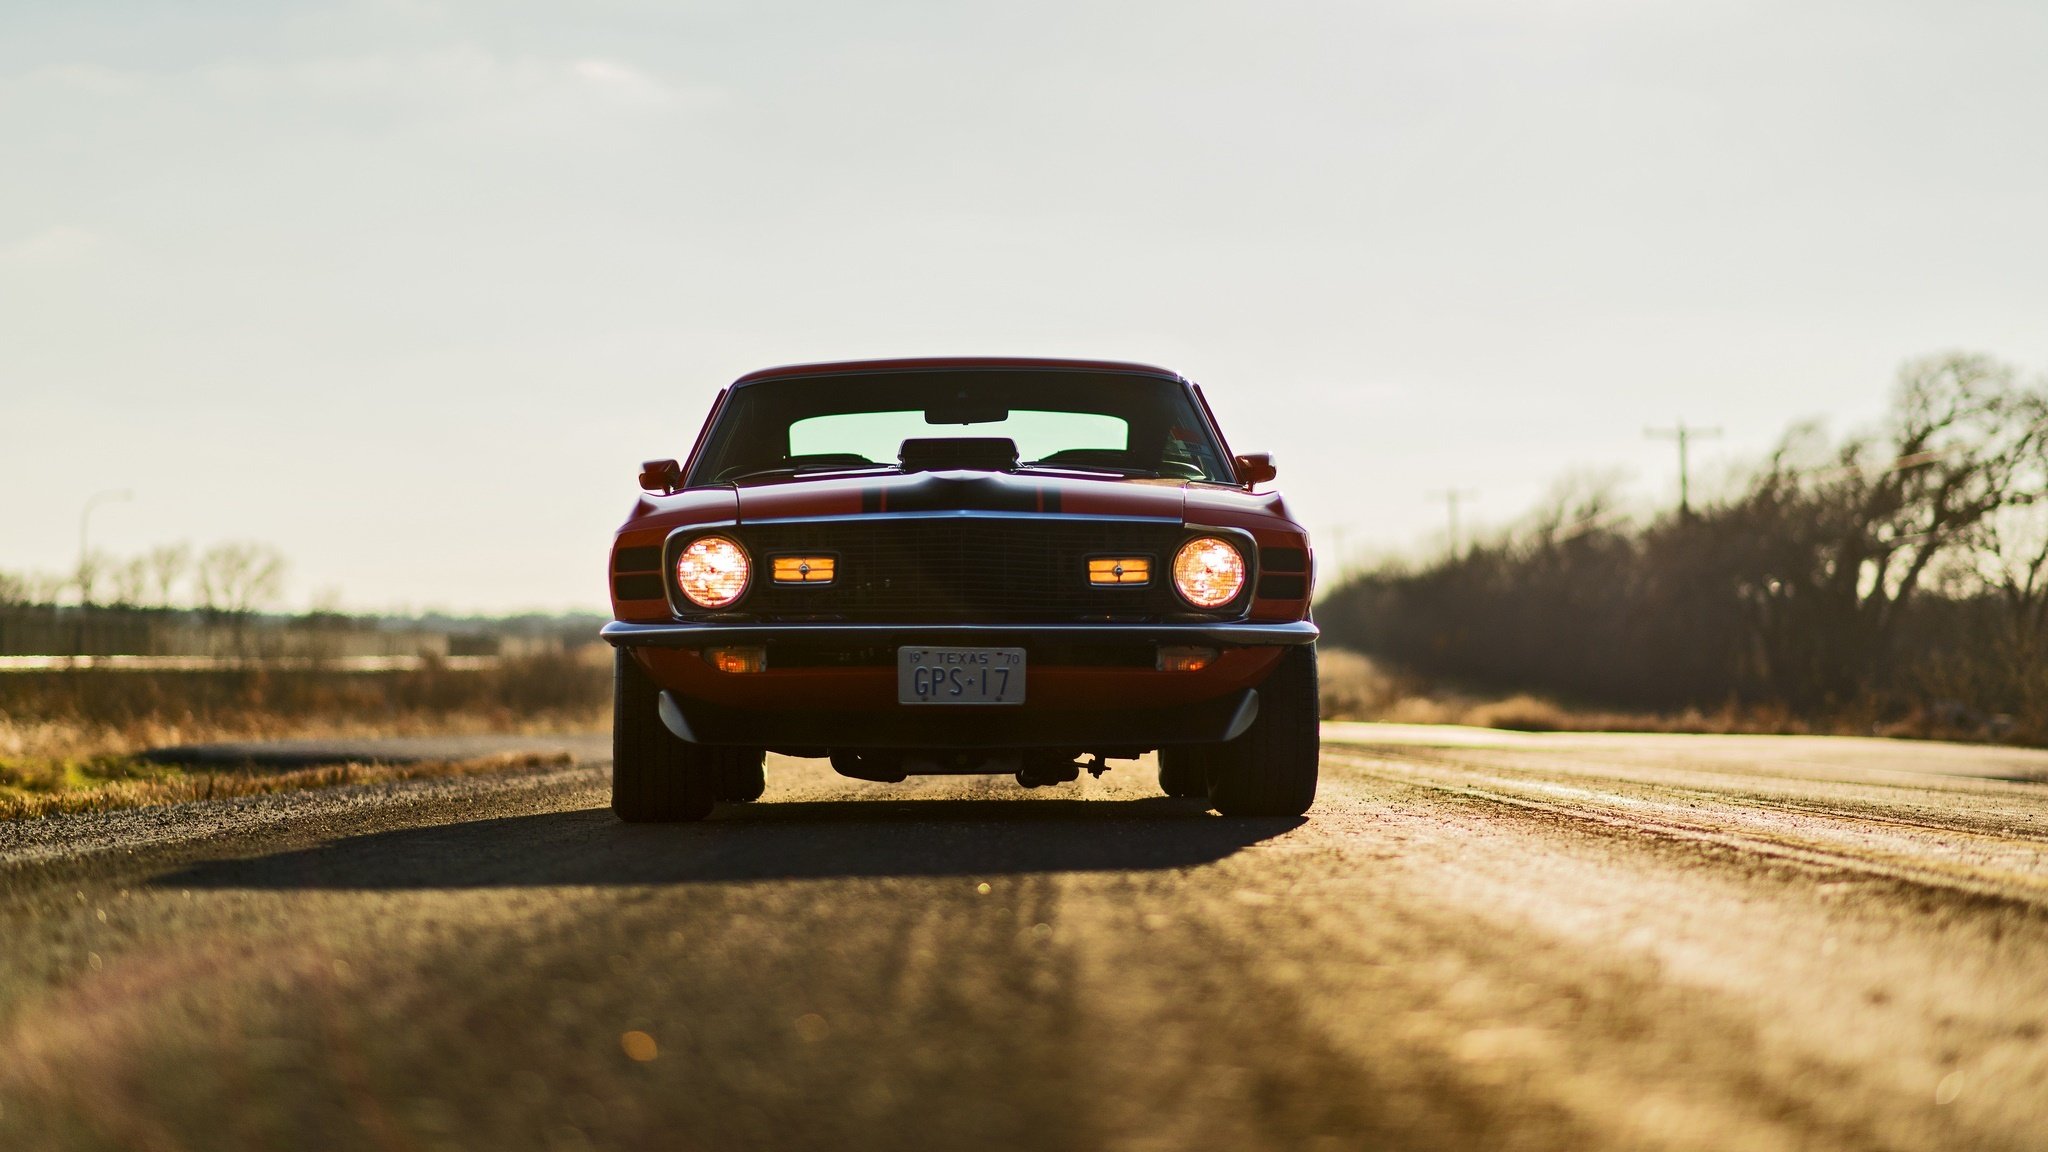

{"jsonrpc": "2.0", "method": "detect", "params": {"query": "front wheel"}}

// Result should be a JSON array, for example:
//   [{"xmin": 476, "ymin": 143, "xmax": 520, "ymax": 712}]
[
  {"xmin": 1207, "ymin": 645, "xmax": 1320, "ymax": 818},
  {"xmin": 612, "ymin": 650, "xmax": 718, "ymax": 822}
]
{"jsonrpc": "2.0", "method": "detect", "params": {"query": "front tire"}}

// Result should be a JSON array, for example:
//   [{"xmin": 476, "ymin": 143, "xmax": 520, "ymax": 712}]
[
  {"xmin": 612, "ymin": 650, "xmax": 718, "ymax": 823},
  {"xmin": 1207, "ymin": 645, "xmax": 1320, "ymax": 818}
]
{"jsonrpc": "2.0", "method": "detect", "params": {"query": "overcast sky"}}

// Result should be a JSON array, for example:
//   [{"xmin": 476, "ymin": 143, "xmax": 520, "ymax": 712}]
[{"xmin": 5, "ymin": 0, "xmax": 2046, "ymax": 612}]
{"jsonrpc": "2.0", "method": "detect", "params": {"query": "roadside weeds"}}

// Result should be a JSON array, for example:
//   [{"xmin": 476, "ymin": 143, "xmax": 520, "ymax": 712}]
[
  {"xmin": 1315, "ymin": 647, "xmax": 1983, "ymax": 741},
  {"xmin": 0, "ymin": 750, "xmax": 576, "ymax": 822}
]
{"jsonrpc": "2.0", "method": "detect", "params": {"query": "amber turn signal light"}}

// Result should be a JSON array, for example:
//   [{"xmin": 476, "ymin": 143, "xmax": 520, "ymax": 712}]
[
  {"xmin": 1088, "ymin": 557, "xmax": 1151, "ymax": 585},
  {"xmin": 703, "ymin": 646, "xmax": 766, "ymax": 674},
  {"xmin": 1156, "ymin": 646, "xmax": 1217, "ymax": 673},
  {"xmin": 772, "ymin": 555, "xmax": 836, "ymax": 584}
]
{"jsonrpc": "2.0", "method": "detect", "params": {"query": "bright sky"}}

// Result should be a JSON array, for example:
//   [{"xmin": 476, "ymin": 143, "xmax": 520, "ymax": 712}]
[{"xmin": 5, "ymin": 0, "xmax": 2046, "ymax": 612}]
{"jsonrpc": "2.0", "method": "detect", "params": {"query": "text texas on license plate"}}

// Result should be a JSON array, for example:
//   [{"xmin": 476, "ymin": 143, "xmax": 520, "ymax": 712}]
[{"xmin": 898, "ymin": 646, "xmax": 1026, "ymax": 705}]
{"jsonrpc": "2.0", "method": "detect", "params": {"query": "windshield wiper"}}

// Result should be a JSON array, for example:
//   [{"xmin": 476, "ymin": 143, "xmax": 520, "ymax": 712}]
[
  {"xmin": 714, "ymin": 463, "xmax": 893, "ymax": 484},
  {"xmin": 1018, "ymin": 462, "xmax": 1162, "ymax": 478}
]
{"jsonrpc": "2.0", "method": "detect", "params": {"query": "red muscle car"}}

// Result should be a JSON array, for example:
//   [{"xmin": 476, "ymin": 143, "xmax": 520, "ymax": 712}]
[{"xmin": 602, "ymin": 357, "xmax": 1319, "ymax": 821}]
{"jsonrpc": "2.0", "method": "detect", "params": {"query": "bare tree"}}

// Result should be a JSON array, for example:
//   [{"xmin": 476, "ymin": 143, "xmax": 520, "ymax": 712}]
[
  {"xmin": 107, "ymin": 556, "xmax": 151, "ymax": 607},
  {"xmin": 193, "ymin": 542, "xmax": 287, "ymax": 619},
  {"xmin": 23, "ymin": 571, "xmax": 70, "ymax": 605},
  {"xmin": 1954, "ymin": 399, "xmax": 2048, "ymax": 715},
  {"xmin": 1862, "ymin": 356, "xmax": 2046, "ymax": 623},
  {"xmin": 1523, "ymin": 470, "xmax": 1634, "ymax": 546},
  {"xmin": 1952, "ymin": 508, "xmax": 2048, "ymax": 712},
  {"xmin": 1732, "ymin": 353, "xmax": 2048, "ymax": 700},
  {"xmin": 141, "ymin": 542, "xmax": 192, "ymax": 608},
  {"xmin": 193, "ymin": 542, "xmax": 287, "ymax": 616}
]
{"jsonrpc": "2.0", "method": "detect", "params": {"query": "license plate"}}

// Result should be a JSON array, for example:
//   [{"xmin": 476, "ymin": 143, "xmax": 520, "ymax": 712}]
[{"xmin": 898, "ymin": 646, "xmax": 1026, "ymax": 705}]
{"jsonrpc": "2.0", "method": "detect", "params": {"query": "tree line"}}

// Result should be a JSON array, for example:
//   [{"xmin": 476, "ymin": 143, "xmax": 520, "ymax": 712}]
[
  {"xmin": 0, "ymin": 541, "xmax": 287, "ymax": 617},
  {"xmin": 1318, "ymin": 352, "xmax": 2048, "ymax": 735}
]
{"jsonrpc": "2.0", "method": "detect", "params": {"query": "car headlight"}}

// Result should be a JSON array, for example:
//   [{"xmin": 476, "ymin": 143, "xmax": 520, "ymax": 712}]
[
  {"xmin": 1172, "ymin": 536, "xmax": 1246, "ymax": 609},
  {"xmin": 675, "ymin": 535, "xmax": 750, "ymax": 608}
]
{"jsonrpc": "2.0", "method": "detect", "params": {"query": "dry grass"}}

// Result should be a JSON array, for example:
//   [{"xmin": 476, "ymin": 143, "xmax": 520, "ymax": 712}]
[
  {"xmin": 0, "ymin": 649, "xmax": 610, "ymax": 821},
  {"xmin": 1461, "ymin": 694, "xmax": 1574, "ymax": 732},
  {"xmin": 1317, "ymin": 647, "xmax": 1824, "ymax": 736},
  {"xmin": 0, "ymin": 708, "xmax": 606, "ymax": 766},
  {"xmin": 0, "ymin": 750, "xmax": 575, "ymax": 821},
  {"xmin": 0, "ymin": 649, "xmax": 610, "ymax": 761}
]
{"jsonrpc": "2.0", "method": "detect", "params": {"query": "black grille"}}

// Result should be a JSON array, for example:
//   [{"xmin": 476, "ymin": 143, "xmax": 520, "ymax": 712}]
[
  {"xmin": 769, "ymin": 642, "xmax": 1154, "ymax": 668},
  {"xmin": 614, "ymin": 545, "xmax": 662, "ymax": 572},
  {"xmin": 612, "ymin": 544, "xmax": 665, "ymax": 602},
  {"xmin": 1257, "ymin": 573, "xmax": 1308, "ymax": 600},
  {"xmin": 1262, "ymin": 546, "xmax": 1308, "ymax": 572},
  {"xmin": 729, "ymin": 517, "xmax": 1190, "ymax": 622},
  {"xmin": 614, "ymin": 573, "xmax": 665, "ymax": 601}
]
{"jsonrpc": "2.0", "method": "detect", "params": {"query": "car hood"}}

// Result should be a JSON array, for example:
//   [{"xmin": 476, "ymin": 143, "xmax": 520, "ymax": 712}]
[{"xmin": 731, "ymin": 470, "xmax": 1194, "ymax": 523}]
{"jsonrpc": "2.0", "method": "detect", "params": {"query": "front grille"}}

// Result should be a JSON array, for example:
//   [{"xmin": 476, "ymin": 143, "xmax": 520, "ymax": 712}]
[
  {"xmin": 614, "ymin": 573, "xmax": 665, "ymax": 601},
  {"xmin": 614, "ymin": 545, "xmax": 663, "ymax": 572},
  {"xmin": 769, "ymin": 642, "xmax": 1155, "ymax": 668},
  {"xmin": 1257, "ymin": 573, "xmax": 1308, "ymax": 600},
  {"xmin": 1262, "ymin": 546, "xmax": 1308, "ymax": 573},
  {"xmin": 728, "ymin": 517, "xmax": 1190, "ymax": 622},
  {"xmin": 612, "ymin": 545, "xmax": 665, "ymax": 602}
]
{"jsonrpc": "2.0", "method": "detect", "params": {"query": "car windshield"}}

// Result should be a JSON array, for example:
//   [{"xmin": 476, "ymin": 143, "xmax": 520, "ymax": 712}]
[{"xmin": 688, "ymin": 369, "xmax": 1235, "ymax": 485}]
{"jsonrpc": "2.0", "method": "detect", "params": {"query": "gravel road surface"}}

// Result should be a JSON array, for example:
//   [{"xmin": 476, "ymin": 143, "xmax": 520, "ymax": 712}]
[{"xmin": 3, "ymin": 725, "xmax": 2046, "ymax": 1151}]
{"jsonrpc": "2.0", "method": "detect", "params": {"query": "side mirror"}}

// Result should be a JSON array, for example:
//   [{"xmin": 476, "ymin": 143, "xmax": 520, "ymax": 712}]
[
  {"xmin": 1234, "ymin": 452, "xmax": 1277, "ymax": 486},
  {"xmin": 638, "ymin": 458, "xmax": 682, "ymax": 494}
]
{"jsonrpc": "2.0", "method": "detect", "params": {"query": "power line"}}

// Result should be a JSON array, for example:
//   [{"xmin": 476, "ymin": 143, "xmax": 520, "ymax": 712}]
[{"xmin": 1646, "ymin": 421, "xmax": 1722, "ymax": 518}]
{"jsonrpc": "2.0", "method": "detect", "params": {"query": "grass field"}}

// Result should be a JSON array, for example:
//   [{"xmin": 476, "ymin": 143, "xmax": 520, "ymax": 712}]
[
  {"xmin": 0, "ymin": 649, "xmax": 608, "ymax": 819},
  {"xmin": 1314, "ymin": 647, "xmax": 1975, "ymax": 740},
  {"xmin": 1319, "ymin": 647, "xmax": 1801, "ymax": 734}
]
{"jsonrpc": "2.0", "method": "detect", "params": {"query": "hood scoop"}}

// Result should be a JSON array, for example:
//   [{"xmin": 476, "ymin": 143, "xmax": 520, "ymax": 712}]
[{"xmin": 899, "ymin": 437, "xmax": 1020, "ymax": 473}]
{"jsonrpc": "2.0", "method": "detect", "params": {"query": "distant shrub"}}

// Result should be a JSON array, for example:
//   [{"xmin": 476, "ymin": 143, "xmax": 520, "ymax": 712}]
[
  {"xmin": 1463, "ymin": 695, "xmax": 1570, "ymax": 732},
  {"xmin": 1317, "ymin": 648, "xmax": 1403, "ymax": 720}
]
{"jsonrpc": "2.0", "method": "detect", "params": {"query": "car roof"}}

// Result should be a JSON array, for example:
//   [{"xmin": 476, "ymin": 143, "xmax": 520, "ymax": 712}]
[{"xmin": 730, "ymin": 356, "xmax": 1186, "ymax": 386}]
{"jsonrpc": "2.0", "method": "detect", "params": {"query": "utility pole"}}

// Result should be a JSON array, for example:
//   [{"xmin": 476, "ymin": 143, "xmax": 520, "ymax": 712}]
[
  {"xmin": 1429, "ymin": 489, "xmax": 1477, "ymax": 559},
  {"xmin": 77, "ymin": 489, "xmax": 132, "ymax": 606},
  {"xmin": 1646, "ymin": 421, "xmax": 1721, "ymax": 519}
]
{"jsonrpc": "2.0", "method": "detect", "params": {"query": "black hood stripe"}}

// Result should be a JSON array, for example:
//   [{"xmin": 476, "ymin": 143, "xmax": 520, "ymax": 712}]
[{"xmin": 857, "ymin": 476, "xmax": 1062, "ymax": 515}]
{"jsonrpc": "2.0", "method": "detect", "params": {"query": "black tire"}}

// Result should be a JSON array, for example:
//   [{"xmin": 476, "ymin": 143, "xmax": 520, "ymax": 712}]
[
  {"xmin": 611, "ymin": 650, "xmax": 718, "ymax": 823},
  {"xmin": 1156, "ymin": 747, "xmax": 1213, "ymax": 799},
  {"xmin": 715, "ymin": 751, "xmax": 767, "ymax": 802},
  {"xmin": 1207, "ymin": 645, "xmax": 1320, "ymax": 818}
]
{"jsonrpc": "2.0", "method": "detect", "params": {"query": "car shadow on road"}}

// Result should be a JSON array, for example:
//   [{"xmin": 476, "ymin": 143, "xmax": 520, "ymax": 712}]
[{"xmin": 158, "ymin": 798, "xmax": 1304, "ymax": 890}]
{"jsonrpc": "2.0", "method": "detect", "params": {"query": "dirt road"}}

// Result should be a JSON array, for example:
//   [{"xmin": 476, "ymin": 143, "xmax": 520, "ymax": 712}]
[{"xmin": 3, "ymin": 725, "xmax": 2046, "ymax": 1151}]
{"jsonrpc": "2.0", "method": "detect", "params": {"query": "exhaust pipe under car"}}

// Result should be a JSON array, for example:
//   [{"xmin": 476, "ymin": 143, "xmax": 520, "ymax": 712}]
[
  {"xmin": 831, "ymin": 749, "xmax": 1095, "ymax": 785},
  {"xmin": 829, "ymin": 751, "xmax": 1029, "ymax": 781}
]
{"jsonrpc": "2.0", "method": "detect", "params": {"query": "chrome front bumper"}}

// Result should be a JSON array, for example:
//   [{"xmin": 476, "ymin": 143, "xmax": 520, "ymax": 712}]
[{"xmin": 600, "ymin": 619, "xmax": 1319, "ymax": 649}]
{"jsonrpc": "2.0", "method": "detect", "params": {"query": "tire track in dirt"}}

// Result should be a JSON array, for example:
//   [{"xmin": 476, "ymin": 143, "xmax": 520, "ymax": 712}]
[
  {"xmin": 1308, "ymin": 748, "xmax": 2048, "ymax": 1149},
  {"xmin": 1326, "ymin": 744, "xmax": 2048, "ymax": 903}
]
